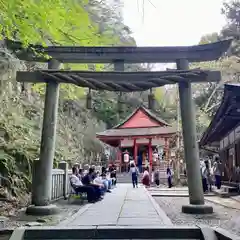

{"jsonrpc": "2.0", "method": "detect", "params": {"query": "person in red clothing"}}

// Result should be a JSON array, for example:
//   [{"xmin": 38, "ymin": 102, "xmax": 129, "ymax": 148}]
[{"xmin": 142, "ymin": 167, "xmax": 150, "ymax": 187}]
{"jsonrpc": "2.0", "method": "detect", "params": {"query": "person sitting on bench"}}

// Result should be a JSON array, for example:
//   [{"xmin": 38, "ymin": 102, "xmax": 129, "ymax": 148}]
[
  {"xmin": 78, "ymin": 168, "xmax": 84, "ymax": 180},
  {"xmin": 70, "ymin": 167, "xmax": 100, "ymax": 203},
  {"xmin": 101, "ymin": 172, "xmax": 112, "ymax": 192},
  {"xmin": 82, "ymin": 167, "xmax": 104, "ymax": 197},
  {"xmin": 110, "ymin": 169, "xmax": 117, "ymax": 186}
]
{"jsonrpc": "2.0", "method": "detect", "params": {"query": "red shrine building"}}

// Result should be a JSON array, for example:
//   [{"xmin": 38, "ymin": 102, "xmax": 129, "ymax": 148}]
[{"xmin": 96, "ymin": 106, "xmax": 177, "ymax": 172}]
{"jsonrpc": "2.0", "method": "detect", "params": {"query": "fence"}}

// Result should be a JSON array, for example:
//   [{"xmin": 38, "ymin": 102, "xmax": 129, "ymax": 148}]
[{"xmin": 51, "ymin": 162, "xmax": 72, "ymax": 201}]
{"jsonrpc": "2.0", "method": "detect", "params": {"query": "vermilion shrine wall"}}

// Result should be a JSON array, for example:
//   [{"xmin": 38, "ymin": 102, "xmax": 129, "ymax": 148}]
[{"xmin": 120, "ymin": 138, "xmax": 165, "ymax": 147}]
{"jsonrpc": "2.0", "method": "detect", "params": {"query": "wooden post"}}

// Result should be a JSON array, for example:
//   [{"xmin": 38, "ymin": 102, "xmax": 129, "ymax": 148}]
[
  {"xmin": 117, "ymin": 148, "xmax": 122, "ymax": 173},
  {"xmin": 114, "ymin": 60, "xmax": 124, "ymax": 121},
  {"xmin": 133, "ymin": 139, "xmax": 138, "ymax": 165},
  {"xmin": 59, "ymin": 161, "xmax": 68, "ymax": 200},
  {"xmin": 148, "ymin": 138, "xmax": 153, "ymax": 172},
  {"xmin": 164, "ymin": 138, "xmax": 169, "ymax": 161},
  {"xmin": 32, "ymin": 59, "xmax": 61, "ymax": 206},
  {"xmin": 176, "ymin": 59, "xmax": 212, "ymax": 214}
]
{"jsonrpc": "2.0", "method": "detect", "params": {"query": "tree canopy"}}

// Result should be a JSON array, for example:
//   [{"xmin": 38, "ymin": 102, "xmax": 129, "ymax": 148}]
[{"xmin": 0, "ymin": 0, "xmax": 120, "ymax": 46}]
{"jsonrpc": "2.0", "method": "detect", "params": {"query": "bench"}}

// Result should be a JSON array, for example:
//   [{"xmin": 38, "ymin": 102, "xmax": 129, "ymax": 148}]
[{"xmin": 68, "ymin": 183, "xmax": 87, "ymax": 204}]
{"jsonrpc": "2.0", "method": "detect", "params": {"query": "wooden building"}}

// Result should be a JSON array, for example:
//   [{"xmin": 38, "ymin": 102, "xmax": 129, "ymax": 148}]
[
  {"xmin": 96, "ymin": 106, "xmax": 176, "ymax": 172},
  {"xmin": 200, "ymin": 84, "xmax": 240, "ymax": 183}
]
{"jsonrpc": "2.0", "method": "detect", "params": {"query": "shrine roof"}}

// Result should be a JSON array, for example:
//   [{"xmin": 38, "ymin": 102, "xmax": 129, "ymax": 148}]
[
  {"xmin": 113, "ymin": 105, "xmax": 170, "ymax": 129},
  {"xmin": 96, "ymin": 126, "xmax": 176, "ymax": 139},
  {"xmin": 200, "ymin": 84, "xmax": 240, "ymax": 146}
]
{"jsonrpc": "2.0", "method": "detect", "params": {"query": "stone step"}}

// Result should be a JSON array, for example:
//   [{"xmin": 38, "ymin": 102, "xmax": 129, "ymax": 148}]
[
  {"xmin": 213, "ymin": 188, "xmax": 239, "ymax": 198},
  {"xmin": 222, "ymin": 185, "xmax": 238, "ymax": 193}
]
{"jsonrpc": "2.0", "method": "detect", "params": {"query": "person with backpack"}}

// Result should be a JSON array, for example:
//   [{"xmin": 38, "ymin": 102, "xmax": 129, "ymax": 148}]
[{"xmin": 129, "ymin": 162, "xmax": 139, "ymax": 188}]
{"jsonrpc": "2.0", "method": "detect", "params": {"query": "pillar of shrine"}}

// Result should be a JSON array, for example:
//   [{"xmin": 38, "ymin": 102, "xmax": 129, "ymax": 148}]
[
  {"xmin": 133, "ymin": 139, "xmax": 138, "ymax": 164},
  {"xmin": 148, "ymin": 139, "xmax": 153, "ymax": 172},
  {"xmin": 26, "ymin": 59, "xmax": 60, "ymax": 215},
  {"xmin": 177, "ymin": 59, "xmax": 213, "ymax": 214}
]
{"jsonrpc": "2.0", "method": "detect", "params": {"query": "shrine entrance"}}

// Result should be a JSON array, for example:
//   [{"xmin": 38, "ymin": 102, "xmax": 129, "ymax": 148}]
[
  {"xmin": 13, "ymin": 39, "xmax": 231, "ymax": 215},
  {"xmin": 96, "ymin": 105, "xmax": 176, "ymax": 173}
]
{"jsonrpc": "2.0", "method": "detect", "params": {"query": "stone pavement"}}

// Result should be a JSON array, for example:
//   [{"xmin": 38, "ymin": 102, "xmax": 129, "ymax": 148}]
[
  {"xmin": 148, "ymin": 186, "xmax": 215, "ymax": 197},
  {"xmin": 205, "ymin": 196, "xmax": 240, "ymax": 210},
  {"xmin": 59, "ymin": 184, "xmax": 172, "ymax": 227},
  {"xmin": 149, "ymin": 186, "xmax": 240, "ymax": 210}
]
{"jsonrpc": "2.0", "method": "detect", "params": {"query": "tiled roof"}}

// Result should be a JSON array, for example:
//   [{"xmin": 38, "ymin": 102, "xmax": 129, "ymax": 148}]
[
  {"xmin": 96, "ymin": 126, "xmax": 176, "ymax": 138},
  {"xmin": 113, "ymin": 105, "xmax": 170, "ymax": 129},
  {"xmin": 200, "ymin": 84, "xmax": 240, "ymax": 146}
]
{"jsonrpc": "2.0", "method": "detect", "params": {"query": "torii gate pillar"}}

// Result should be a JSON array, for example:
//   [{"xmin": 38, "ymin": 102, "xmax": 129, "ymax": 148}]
[
  {"xmin": 177, "ymin": 59, "xmax": 213, "ymax": 214},
  {"xmin": 26, "ymin": 59, "xmax": 60, "ymax": 215}
]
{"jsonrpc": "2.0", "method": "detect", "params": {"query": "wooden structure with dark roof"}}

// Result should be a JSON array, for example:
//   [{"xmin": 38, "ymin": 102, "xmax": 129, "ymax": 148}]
[
  {"xmin": 200, "ymin": 84, "xmax": 240, "ymax": 182},
  {"xmin": 12, "ymin": 38, "xmax": 232, "ymax": 215},
  {"xmin": 97, "ymin": 106, "xmax": 176, "ymax": 171},
  {"xmin": 200, "ymin": 84, "xmax": 240, "ymax": 146}
]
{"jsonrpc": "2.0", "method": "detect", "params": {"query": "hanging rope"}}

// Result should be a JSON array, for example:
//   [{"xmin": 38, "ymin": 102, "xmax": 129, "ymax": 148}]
[{"xmin": 23, "ymin": 69, "xmax": 217, "ymax": 92}]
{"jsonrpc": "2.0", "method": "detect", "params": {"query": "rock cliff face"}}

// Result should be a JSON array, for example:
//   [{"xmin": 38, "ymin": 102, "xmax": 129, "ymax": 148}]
[{"xmin": 0, "ymin": 48, "xmax": 106, "ymax": 199}]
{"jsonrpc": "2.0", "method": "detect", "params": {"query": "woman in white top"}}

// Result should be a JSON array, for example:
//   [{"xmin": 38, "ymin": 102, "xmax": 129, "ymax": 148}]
[{"xmin": 213, "ymin": 157, "xmax": 222, "ymax": 189}]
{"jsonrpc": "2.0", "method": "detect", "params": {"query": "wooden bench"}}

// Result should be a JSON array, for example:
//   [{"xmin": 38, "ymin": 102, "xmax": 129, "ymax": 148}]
[{"xmin": 68, "ymin": 183, "xmax": 87, "ymax": 204}]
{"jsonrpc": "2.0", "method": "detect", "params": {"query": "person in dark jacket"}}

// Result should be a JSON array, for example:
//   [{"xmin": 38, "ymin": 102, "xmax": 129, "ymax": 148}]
[
  {"xmin": 166, "ymin": 167, "xmax": 172, "ymax": 188},
  {"xmin": 82, "ymin": 168, "xmax": 103, "ymax": 198}
]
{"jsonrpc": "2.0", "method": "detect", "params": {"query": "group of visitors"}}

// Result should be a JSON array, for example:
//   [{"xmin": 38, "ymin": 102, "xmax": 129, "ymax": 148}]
[
  {"xmin": 129, "ymin": 161, "xmax": 173, "ymax": 188},
  {"xmin": 201, "ymin": 156, "xmax": 222, "ymax": 193},
  {"xmin": 70, "ymin": 165, "xmax": 117, "ymax": 203}
]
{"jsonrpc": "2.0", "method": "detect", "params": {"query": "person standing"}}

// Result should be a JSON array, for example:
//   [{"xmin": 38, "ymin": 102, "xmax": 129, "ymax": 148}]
[
  {"xmin": 129, "ymin": 162, "xmax": 139, "ymax": 188},
  {"xmin": 201, "ymin": 161, "xmax": 208, "ymax": 192},
  {"xmin": 213, "ymin": 156, "xmax": 222, "ymax": 189},
  {"xmin": 166, "ymin": 166, "xmax": 172, "ymax": 188},
  {"xmin": 153, "ymin": 168, "xmax": 160, "ymax": 187},
  {"xmin": 204, "ymin": 160, "xmax": 212, "ymax": 192},
  {"xmin": 142, "ymin": 167, "xmax": 150, "ymax": 187}
]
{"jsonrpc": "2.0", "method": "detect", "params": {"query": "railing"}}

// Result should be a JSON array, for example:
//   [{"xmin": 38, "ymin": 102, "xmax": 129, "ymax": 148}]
[
  {"xmin": 51, "ymin": 169, "xmax": 64, "ymax": 201},
  {"xmin": 50, "ymin": 162, "xmax": 72, "ymax": 201}
]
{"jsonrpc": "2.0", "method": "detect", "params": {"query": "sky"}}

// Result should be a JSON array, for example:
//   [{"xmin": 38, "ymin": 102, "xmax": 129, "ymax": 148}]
[{"xmin": 123, "ymin": 0, "xmax": 227, "ymax": 47}]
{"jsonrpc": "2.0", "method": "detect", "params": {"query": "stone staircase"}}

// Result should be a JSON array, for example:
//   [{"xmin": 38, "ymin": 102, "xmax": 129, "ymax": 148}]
[
  {"xmin": 117, "ymin": 173, "xmax": 145, "ymax": 183},
  {"xmin": 117, "ymin": 173, "xmax": 132, "ymax": 183},
  {"xmin": 116, "ymin": 169, "xmax": 171, "ymax": 184}
]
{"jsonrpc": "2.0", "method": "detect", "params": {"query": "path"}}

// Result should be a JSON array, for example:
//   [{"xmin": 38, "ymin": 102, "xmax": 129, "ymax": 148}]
[
  {"xmin": 148, "ymin": 186, "xmax": 214, "ymax": 197},
  {"xmin": 59, "ymin": 184, "xmax": 172, "ymax": 227},
  {"xmin": 148, "ymin": 186, "xmax": 240, "ymax": 209}
]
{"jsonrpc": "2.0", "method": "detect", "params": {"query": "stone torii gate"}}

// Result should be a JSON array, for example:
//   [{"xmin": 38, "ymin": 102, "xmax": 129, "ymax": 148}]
[{"xmin": 13, "ymin": 39, "xmax": 231, "ymax": 215}]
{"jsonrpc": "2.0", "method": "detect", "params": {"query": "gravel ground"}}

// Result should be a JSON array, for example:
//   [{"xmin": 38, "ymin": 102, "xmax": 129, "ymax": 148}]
[
  {"xmin": 5, "ymin": 198, "xmax": 84, "ymax": 229},
  {"xmin": 154, "ymin": 196, "xmax": 240, "ymax": 236}
]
